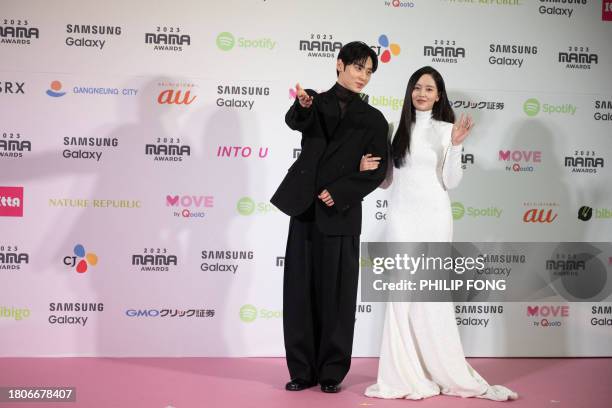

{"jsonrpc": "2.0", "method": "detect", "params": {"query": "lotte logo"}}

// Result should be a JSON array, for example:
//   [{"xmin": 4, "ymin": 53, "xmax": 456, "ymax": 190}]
[
  {"xmin": 157, "ymin": 89, "xmax": 197, "ymax": 105},
  {"xmin": 0, "ymin": 186, "xmax": 24, "ymax": 217},
  {"xmin": 604, "ymin": 0, "xmax": 612, "ymax": 21}
]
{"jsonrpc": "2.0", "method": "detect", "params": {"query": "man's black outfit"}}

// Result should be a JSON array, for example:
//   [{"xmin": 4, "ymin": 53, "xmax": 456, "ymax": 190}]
[{"xmin": 271, "ymin": 83, "xmax": 388, "ymax": 387}]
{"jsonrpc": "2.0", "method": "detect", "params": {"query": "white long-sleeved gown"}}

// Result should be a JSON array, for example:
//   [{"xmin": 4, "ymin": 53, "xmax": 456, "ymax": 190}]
[{"xmin": 365, "ymin": 110, "xmax": 517, "ymax": 401}]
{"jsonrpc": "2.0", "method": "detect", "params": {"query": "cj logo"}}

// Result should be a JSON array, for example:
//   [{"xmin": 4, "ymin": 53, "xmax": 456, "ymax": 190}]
[
  {"xmin": 578, "ymin": 206, "xmax": 593, "ymax": 221},
  {"xmin": 63, "ymin": 244, "xmax": 98, "ymax": 273},
  {"xmin": 378, "ymin": 34, "xmax": 400, "ymax": 63}
]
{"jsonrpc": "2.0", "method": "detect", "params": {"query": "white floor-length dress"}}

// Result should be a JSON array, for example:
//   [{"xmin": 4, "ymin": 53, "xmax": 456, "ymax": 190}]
[{"xmin": 365, "ymin": 110, "xmax": 518, "ymax": 401}]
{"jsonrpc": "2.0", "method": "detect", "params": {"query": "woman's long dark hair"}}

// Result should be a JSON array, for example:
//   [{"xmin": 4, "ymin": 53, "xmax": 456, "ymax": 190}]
[{"xmin": 391, "ymin": 66, "xmax": 455, "ymax": 168}]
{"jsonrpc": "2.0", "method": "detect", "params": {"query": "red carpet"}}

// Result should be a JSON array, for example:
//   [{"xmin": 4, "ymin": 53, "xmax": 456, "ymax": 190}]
[{"xmin": 1, "ymin": 357, "xmax": 611, "ymax": 408}]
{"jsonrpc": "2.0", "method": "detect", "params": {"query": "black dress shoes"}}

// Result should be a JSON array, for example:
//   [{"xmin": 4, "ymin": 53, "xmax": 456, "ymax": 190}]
[
  {"xmin": 285, "ymin": 379, "xmax": 316, "ymax": 391},
  {"xmin": 320, "ymin": 380, "xmax": 341, "ymax": 393}
]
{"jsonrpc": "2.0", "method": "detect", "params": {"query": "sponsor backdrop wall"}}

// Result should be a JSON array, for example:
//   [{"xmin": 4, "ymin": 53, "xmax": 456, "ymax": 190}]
[{"xmin": 1, "ymin": 0, "xmax": 611, "ymax": 357}]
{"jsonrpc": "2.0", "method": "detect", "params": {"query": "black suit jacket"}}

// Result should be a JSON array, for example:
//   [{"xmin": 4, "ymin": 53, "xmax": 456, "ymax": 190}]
[{"xmin": 271, "ymin": 86, "xmax": 389, "ymax": 235}]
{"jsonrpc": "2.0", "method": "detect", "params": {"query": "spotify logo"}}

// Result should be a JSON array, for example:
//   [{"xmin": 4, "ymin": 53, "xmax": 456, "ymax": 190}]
[
  {"xmin": 216, "ymin": 32, "xmax": 235, "ymax": 51},
  {"xmin": 237, "ymin": 197, "xmax": 255, "ymax": 216},
  {"xmin": 240, "ymin": 304, "xmax": 257, "ymax": 322},
  {"xmin": 452, "ymin": 202, "xmax": 465, "ymax": 220},
  {"xmin": 523, "ymin": 98, "xmax": 541, "ymax": 117}
]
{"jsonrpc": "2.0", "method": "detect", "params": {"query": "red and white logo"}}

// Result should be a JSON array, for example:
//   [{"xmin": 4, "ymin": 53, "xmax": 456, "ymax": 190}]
[
  {"xmin": 523, "ymin": 208, "xmax": 558, "ymax": 223},
  {"xmin": 603, "ymin": 0, "xmax": 612, "ymax": 21},
  {"xmin": 0, "ymin": 186, "xmax": 24, "ymax": 217}
]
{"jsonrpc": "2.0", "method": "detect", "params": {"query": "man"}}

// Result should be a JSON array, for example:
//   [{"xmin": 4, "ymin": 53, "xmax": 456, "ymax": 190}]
[{"xmin": 271, "ymin": 41, "xmax": 388, "ymax": 393}]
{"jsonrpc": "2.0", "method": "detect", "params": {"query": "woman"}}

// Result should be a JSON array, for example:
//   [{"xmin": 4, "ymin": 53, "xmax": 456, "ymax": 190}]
[{"xmin": 360, "ymin": 66, "xmax": 518, "ymax": 401}]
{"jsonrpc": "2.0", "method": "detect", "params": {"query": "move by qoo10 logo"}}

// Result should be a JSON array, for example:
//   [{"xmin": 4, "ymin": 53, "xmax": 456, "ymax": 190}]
[
  {"xmin": 498, "ymin": 149, "xmax": 541, "ymax": 173},
  {"xmin": 527, "ymin": 305, "xmax": 569, "ymax": 328},
  {"xmin": 166, "ymin": 194, "xmax": 213, "ymax": 219}
]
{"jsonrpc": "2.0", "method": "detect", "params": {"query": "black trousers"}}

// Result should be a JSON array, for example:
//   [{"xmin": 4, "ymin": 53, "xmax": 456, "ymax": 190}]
[{"xmin": 283, "ymin": 210, "xmax": 359, "ymax": 383}]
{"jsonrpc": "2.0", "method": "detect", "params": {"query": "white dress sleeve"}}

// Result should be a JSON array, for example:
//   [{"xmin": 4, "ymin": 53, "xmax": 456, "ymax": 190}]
[
  {"xmin": 379, "ymin": 156, "xmax": 394, "ymax": 189},
  {"xmin": 440, "ymin": 122, "xmax": 463, "ymax": 190},
  {"xmin": 379, "ymin": 121, "xmax": 396, "ymax": 189}
]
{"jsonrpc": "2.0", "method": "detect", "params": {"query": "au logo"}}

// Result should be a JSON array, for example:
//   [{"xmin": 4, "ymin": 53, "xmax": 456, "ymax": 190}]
[{"xmin": 157, "ymin": 89, "xmax": 197, "ymax": 105}]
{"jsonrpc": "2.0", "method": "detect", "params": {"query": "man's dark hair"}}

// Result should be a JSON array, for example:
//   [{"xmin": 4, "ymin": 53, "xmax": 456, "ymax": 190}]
[{"xmin": 336, "ymin": 41, "xmax": 378, "ymax": 76}]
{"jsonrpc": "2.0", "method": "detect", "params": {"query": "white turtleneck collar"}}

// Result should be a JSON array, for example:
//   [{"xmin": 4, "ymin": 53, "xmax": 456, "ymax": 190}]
[{"xmin": 414, "ymin": 109, "xmax": 432, "ymax": 127}]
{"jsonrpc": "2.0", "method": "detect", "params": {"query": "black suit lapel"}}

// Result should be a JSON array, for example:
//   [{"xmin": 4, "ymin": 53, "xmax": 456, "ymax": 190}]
[
  {"xmin": 316, "ymin": 91, "xmax": 340, "ymax": 139},
  {"xmin": 321, "ymin": 98, "xmax": 367, "ymax": 163}
]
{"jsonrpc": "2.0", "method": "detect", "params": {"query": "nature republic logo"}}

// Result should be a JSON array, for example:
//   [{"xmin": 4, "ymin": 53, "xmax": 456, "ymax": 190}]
[
  {"xmin": 378, "ymin": 34, "xmax": 400, "ymax": 63},
  {"xmin": 63, "ymin": 244, "xmax": 98, "ymax": 273},
  {"xmin": 216, "ymin": 32, "xmax": 235, "ymax": 51},
  {"xmin": 523, "ymin": 98, "xmax": 540, "ymax": 117},
  {"xmin": 240, "ymin": 304, "xmax": 257, "ymax": 322}
]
